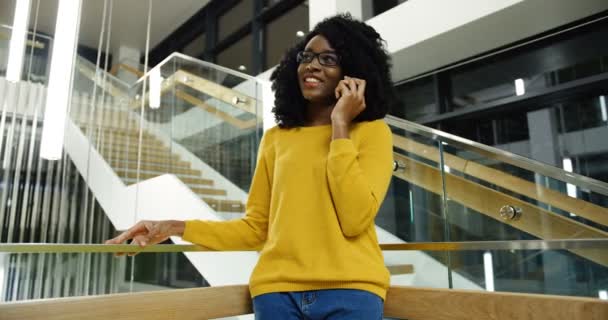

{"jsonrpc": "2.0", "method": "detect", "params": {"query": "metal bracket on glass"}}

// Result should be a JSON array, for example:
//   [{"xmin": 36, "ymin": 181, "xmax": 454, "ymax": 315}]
[
  {"xmin": 393, "ymin": 160, "xmax": 406, "ymax": 172},
  {"xmin": 232, "ymin": 96, "xmax": 246, "ymax": 105},
  {"xmin": 500, "ymin": 205, "xmax": 522, "ymax": 221}
]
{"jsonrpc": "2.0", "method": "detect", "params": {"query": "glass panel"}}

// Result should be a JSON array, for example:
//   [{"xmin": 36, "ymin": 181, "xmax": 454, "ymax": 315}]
[
  {"xmin": 264, "ymin": 2, "xmax": 309, "ymax": 68},
  {"xmin": 217, "ymin": 33, "xmax": 253, "ymax": 74},
  {"xmin": 439, "ymin": 140, "xmax": 608, "ymax": 246},
  {"xmin": 378, "ymin": 124, "xmax": 448, "ymax": 243},
  {"xmin": 127, "ymin": 250, "xmax": 210, "ymax": 289},
  {"xmin": 0, "ymin": 251, "xmax": 210, "ymax": 302},
  {"xmin": 0, "ymin": 252, "xmax": 125, "ymax": 301},
  {"xmin": 126, "ymin": 53, "xmax": 263, "ymax": 219},
  {"xmin": 446, "ymin": 249, "xmax": 608, "ymax": 298}
]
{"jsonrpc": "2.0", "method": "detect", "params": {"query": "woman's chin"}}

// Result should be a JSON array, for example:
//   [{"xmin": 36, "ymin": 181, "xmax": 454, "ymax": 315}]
[{"xmin": 302, "ymin": 93, "xmax": 334, "ymax": 104}]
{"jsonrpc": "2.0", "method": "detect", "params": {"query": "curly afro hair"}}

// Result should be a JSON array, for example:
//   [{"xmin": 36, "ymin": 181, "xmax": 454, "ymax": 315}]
[{"xmin": 270, "ymin": 13, "xmax": 397, "ymax": 128}]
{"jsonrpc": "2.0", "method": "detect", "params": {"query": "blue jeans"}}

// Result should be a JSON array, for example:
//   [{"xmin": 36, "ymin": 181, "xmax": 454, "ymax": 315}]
[{"xmin": 252, "ymin": 289, "xmax": 384, "ymax": 320}]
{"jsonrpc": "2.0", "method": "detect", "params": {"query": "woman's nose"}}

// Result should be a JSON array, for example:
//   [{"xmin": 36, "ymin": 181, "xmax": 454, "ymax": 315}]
[{"xmin": 306, "ymin": 59, "xmax": 322, "ymax": 71}]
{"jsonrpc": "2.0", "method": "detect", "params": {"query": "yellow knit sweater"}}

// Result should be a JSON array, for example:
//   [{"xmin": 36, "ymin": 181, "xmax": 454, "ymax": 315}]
[{"xmin": 182, "ymin": 119, "xmax": 394, "ymax": 300}]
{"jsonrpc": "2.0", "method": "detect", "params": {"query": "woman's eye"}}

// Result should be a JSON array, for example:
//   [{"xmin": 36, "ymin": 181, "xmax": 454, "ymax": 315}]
[{"xmin": 321, "ymin": 55, "xmax": 337, "ymax": 64}]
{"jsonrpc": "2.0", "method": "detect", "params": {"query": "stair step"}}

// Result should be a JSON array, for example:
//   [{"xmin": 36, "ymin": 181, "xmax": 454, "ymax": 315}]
[
  {"xmin": 98, "ymin": 147, "xmax": 178, "ymax": 159},
  {"xmin": 74, "ymin": 119, "xmax": 138, "ymax": 127},
  {"xmin": 202, "ymin": 198, "xmax": 245, "ymax": 213},
  {"xmin": 97, "ymin": 144, "xmax": 171, "ymax": 154},
  {"xmin": 80, "ymin": 127, "xmax": 159, "ymax": 140},
  {"xmin": 115, "ymin": 168, "xmax": 201, "ymax": 179},
  {"xmin": 101, "ymin": 138, "xmax": 166, "ymax": 150},
  {"xmin": 107, "ymin": 156, "xmax": 189, "ymax": 167},
  {"xmin": 190, "ymin": 186, "xmax": 227, "ymax": 196},
  {"xmin": 112, "ymin": 162, "xmax": 200, "ymax": 175},
  {"xmin": 102, "ymin": 152, "xmax": 179, "ymax": 163},
  {"xmin": 119, "ymin": 172, "xmax": 213, "ymax": 186}
]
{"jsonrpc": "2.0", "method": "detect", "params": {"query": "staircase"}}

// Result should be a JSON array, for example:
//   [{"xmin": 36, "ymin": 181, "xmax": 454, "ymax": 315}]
[{"xmin": 75, "ymin": 114, "xmax": 246, "ymax": 214}]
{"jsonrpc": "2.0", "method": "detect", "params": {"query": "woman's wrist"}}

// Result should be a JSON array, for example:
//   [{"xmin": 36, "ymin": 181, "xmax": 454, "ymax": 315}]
[
  {"xmin": 331, "ymin": 120, "xmax": 350, "ymax": 140},
  {"xmin": 170, "ymin": 220, "xmax": 186, "ymax": 237}
]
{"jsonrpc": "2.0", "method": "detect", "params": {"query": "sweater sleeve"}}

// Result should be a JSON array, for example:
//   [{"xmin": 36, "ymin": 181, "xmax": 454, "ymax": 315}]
[
  {"xmin": 181, "ymin": 132, "xmax": 272, "ymax": 250},
  {"xmin": 326, "ymin": 121, "xmax": 393, "ymax": 237}
]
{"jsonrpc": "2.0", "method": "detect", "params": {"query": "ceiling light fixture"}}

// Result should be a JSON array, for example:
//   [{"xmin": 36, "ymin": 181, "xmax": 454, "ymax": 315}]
[
  {"xmin": 483, "ymin": 251, "xmax": 494, "ymax": 292},
  {"xmin": 514, "ymin": 78, "xmax": 525, "ymax": 96},
  {"xmin": 6, "ymin": 0, "xmax": 32, "ymax": 82},
  {"xmin": 40, "ymin": 0, "xmax": 82, "ymax": 160},
  {"xmin": 600, "ymin": 95, "xmax": 607, "ymax": 122}
]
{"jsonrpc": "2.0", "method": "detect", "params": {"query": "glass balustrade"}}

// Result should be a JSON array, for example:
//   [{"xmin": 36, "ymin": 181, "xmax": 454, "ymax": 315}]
[{"xmin": 383, "ymin": 115, "xmax": 608, "ymax": 298}]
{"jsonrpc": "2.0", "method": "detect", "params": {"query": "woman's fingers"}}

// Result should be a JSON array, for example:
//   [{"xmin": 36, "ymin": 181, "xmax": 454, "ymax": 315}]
[
  {"xmin": 348, "ymin": 77, "xmax": 358, "ymax": 93},
  {"xmin": 355, "ymin": 79, "xmax": 366, "ymax": 107},
  {"xmin": 105, "ymin": 220, "xmax": 155, "ymax": 257},
  {"xmin": 105, "ymin": 221, "xmax": 148, "ymax": 245},
  {"xmin": 124, "ymin": 234, "xmax": 154, "ymax": 256},
  {"xmin": 337, "ymin": 81, "xmax": 351, "ymax": 97}
]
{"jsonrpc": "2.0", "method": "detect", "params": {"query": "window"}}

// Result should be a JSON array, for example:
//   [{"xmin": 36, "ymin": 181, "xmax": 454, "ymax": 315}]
[
  {"xmin": 181, "ymin": 33, "xmax": 206, "ymax": 58},
  {"xmin": 372, "ymin": 0, "xmax": 408, "ymax": 18},
  {"xmin": 264, "ymin": 3, "xmax": 308, "ymax": 68},
  {"xmin": 218, "ymin": 0, "xmax": 252, "ymax": 42},
  {"xmin": 217, "ymin": 33, "xmax": 253, "ymax": 74},
  {"xmin": 450, "ymin": 22, "xmax": 608, "ymax": 111},
  {"xmin": 393, "ymin": 77, "xmax": 436, "ymax": 120}
]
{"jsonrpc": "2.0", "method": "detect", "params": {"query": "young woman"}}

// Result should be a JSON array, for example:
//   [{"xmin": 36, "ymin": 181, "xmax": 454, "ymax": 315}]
[{"xmin": 107, "ymin": 14, "xmax": 398, "ymax": 319}]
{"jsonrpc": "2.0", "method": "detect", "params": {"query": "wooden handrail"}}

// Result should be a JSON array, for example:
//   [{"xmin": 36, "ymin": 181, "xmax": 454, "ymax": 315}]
[
  {"xmin": 1, "ymin": 285, "xmax": 605, "ymax": 319},
  {"xmin": 383, "ymin": 286, "xmax": 608, "ymax": 320},
  {"xmin": 175, "ymin": 89, "xmax": 258, "ymax": 129},
  {"xmin": 110, "ymin": 63, "xmax": 144, "ymax": 78}
]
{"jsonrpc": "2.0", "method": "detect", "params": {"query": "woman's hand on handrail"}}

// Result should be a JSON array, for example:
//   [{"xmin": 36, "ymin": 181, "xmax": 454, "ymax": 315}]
[{"xmin": 105, "ymin": 220, "xmax": 185, "ymax": 256}]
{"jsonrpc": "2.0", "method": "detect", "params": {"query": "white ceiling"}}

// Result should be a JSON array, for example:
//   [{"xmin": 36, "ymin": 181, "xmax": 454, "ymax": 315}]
[{"xmin": 0, "ymin": 0, "xmax": 210, "ymax": 53}]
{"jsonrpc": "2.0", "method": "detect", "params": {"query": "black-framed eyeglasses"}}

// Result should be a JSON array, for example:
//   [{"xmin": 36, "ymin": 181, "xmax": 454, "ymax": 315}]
[{"xmin": 296, "ymin": 51, "xmax": 341, "ymax": 67}]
